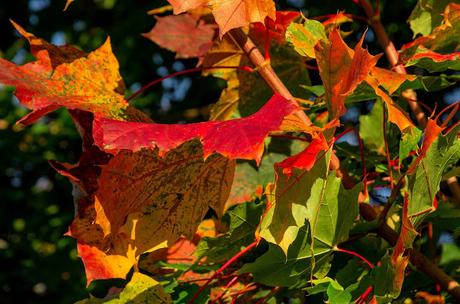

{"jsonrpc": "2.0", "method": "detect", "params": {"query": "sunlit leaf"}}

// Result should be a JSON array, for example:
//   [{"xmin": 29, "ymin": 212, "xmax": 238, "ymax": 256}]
[
  {"xmin": 408, "ymin": 124, "xmax": 460, "ymax": 224},
  {"xmin": 359, "ymin": 101, "xmax": 385, "ymax": 154},
  {"xmin": 408, "ymin": 0, "xmax": 452, "ymax": 36},
  {"xmin": 0, "ymin": 22, "xmax": 142, "ymax": 125},
  {"xmin": 54, "ymin": 140, "xmax": 234, "ymax": 284},
  {"xmin": 286, "ymin": 17, "xmax": 326, "ymax": 58},
  {"xmin": 315, "ymin": 29, "xmax": 379, "ymax": 119},
  {"xmin": 93, "ymin": 94, "xmax": 298, "ymax": 164}
]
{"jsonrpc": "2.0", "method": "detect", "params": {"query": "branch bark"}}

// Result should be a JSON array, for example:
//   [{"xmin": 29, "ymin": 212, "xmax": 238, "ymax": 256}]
[
  {"xmin": 358, "ymin": 0, "xmax": 427, "ymax": 128},
  {"xmin": 230, "ymin": 26, "xmax": 460, "ymax": 301},
  {"xmin": 360, "ymin": 204, "xmax": 460, "ymax": 300},
  {"xmin": 229, "ymin": 28, "xmax": 312, "ymax": 127}
]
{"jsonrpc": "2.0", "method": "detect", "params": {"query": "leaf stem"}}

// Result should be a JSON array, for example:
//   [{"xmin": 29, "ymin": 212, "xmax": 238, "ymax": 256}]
[
  {"xmin": 313, "ymin": 13, "xmax": 369, "ymax": 24},
  {"xmin": 382, "ymin": 104, "xmax": 394, "ymax": 188},
  {"xmin": 126, "ymin": 65, "xmax": 254, "ymax": 102},
  {"xmin": 356, "ymin": 0, "xmax": 427, "ymax": 128},
  {"xmin": 356, "ymin": 285, "xmax": 374, "ymax": 304},
  {"xmin": 359, "ymin": 203, "xmax": 460, "ymax": 300},
  {"xmin": 255, "ymin": 286, "xmax": 280, "ymax": 304},
  {"xmin": 436, "ymin": 100, "xmax": 459, "ymax": 127},
  {"xmin": 264, "ymin": 17, "xmax": 272, "ymax": 61},
  {"xmin": 335, "ymin": 246, "xmax": 374, "ymax": 269},
  {"xmin": 334, "ymin": 127, "xmax": 354, "ymax": 142},
  {"xmin": 187, "ymin": 241, "xmax": 258, "ymax": 304},
  {"xmin": 209, "ymin": 276, "xmax": 239, "ymax": 304},
  {"xmin": 229, "ymin": 28, "xmax": 312, "ymax": 127},
  {"xmin": 355, "ymin": 128, "xmax": 368, "ymax": 198}
]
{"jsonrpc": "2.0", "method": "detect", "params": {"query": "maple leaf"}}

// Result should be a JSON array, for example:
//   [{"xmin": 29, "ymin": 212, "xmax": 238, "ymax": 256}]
[
  {"xmin": 371, "ymin": 253, "xmax": 407, "ymax": 302},
  {"xmin": 315, "ymin": 29, "xmax": 379, "ymax": 119},
  {"xmin": 195, "ymin": 201, "xmax": 263, "ymax": 263},
  {"xmin": 408, "ymin": 0, "xmax": 452, "ymax": 37},
  {"xmin": 311, "ymin": 27, "xmax": 415, "ymax": 130},
  {"xmin": 401, "ymin": 3, "xmax": 460, "ymax": 72},
  {"xmin": 407, "ymin": 119, "xmax": 444, "ymax": 174},
  {"xmin": 166, "ymin": 0, "xmax": 276, "ymax": 37},
  {"xmin": 321, "ymin": 12, "xmax": 353, "ymax": 29},
  {"xmin": 143, "ymin": 14, "xmax": 217, "ymax": 59},
  {"xmin": 0, "ymin": 22, "xmax": 140, "ymax": 126},
  {"xmin": 76, "ymin": 272, "xmax": 172, "ymax": 303},
  {"xmin": 239, "ymin": 223, "xmax": 333, "ymax": 287},
  {"xmin": 369, "ymin": 68, "xmax": 416, "ymax": 95},
  {"xmin": 407, "ymin": 124, "xmax": 460, "ymax": 223},
  {"xmin": 76, "ymin": 244, "xmax": 134, "ymax": 285},
  {"xmin": 252, "ymin": 11, "xmax": 301, "ymax": 44},
  {"xmin": 400, "ymin": 47, "xmax": 460, "ymax": 72},
  {"xmin": 276, "ymin": 134, "xmax": 329, "ymax": 177},
  {"xmin": 210, "ymin": 0, "xmax": 276, "ymax": 37},
  {"xmin": 167, "ymin": 0, "xmax": 208, "ymax": 14},
  {"xmin": 286, "ymin": 17, "xmax": 327, "ymax": 58},
  {"xmin": 259, "ymin": 147, "xmax": 361, "ymax": 255},
  {"xmin": 93, "ymin": 94, "xmax": 298, "ymax": 164},
  {"xmin": 54, "ymin": 139, "xmax": 234, "ymax": 284},
  {"xmin": 392, "ymin": 195, "xmax": 418, "ymax": 264},
  {"xmin": 376, "ymin": 195, "xmax": 416, "ymax": 303},
  {"xmin": 365, "ymin": 76, "xmax": 414, "ymax": 131},
  {"xmin": 405, "ymin": 3, "xmax": 460, "ymax": 52}
]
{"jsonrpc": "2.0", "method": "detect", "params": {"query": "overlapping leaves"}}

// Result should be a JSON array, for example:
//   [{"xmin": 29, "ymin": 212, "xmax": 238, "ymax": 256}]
[{"xmin": 2, "ymin": 1, "xmax": 460, "ymax": 302}]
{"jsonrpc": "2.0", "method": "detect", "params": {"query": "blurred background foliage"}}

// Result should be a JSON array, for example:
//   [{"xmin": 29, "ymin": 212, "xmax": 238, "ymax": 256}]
[{"xmin": 0, "ymin": 0, "xmax": 458, "ymax": 303}]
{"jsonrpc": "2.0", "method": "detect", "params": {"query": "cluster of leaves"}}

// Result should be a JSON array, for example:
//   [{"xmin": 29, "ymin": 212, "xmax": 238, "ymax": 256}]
[{"xmin": 1, "ymin": 0, "xmax": 459, "ymax": 303}]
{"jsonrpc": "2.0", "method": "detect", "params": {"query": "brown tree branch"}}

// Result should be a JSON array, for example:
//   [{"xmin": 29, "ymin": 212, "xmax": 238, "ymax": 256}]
[
  {"xmin": 230, "ymin": 26, "xmax": 460, "ymax": 301},
  {"xmin": 360, "ymin": 204, "xmax": 460, "ymax": 301},
  {"xmin": 229, "ymin": 28, "xmax": 312, "ymax": 127},
  {"xmin": 358, "ymin": 0, "xmax": 427, "ymax": 128},
  {"xmin": 357, "ymin": 2, "xmax": 460, "ymax": 297}
]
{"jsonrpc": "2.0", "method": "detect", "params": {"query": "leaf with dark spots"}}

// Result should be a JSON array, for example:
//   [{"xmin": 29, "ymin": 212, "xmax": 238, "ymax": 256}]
[
  {"xmin": 286, "ymin": 17, "xmax": 326, "ymax": 58},
  {"xmin": 0, "ymin": 22, "xmax": 140, "ymax": 125},
  {"xmin": 56, "ymin": 140, "xmax": 235, "ymax": 284}
]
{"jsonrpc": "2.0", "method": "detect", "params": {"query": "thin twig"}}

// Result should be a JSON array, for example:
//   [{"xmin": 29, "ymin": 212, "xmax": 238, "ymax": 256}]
[
  {"xmin": 126, "ymin": 66, "xmax": 254, "ymax": 101},
  {"xmin": 335, "ymin": 247, "xmax": 374, "ymax": 269},
  {"xmin": 357, "ymin": 0, "xmax": 427, "ymax": 128},
  {"xmin": 228, "ymin": 26, "xmax": 460, "ymax": 301},
  {"xmin": 187, "ymin": 241, "xmax": 258, "ymax": 304},
  {"xmin": 382, "ymin": 104, "xmax": 394, "ymax": 188},
  {"xmin": 359, "ymin": 203, "xmax": 460, "ymax": 300},
  {"xmin": 229, "ymin": 28, "xmax": 312, "ymax": 127}
]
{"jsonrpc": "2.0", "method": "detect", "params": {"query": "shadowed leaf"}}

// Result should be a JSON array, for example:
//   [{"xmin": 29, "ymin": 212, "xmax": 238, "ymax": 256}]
[
  {"xmin": 76, "ymin": 272, "xmax": 171, "ymax": 303},
  {"xmin": 143, "ymin": 14, "xmax": 216, "ymax": 59}
]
